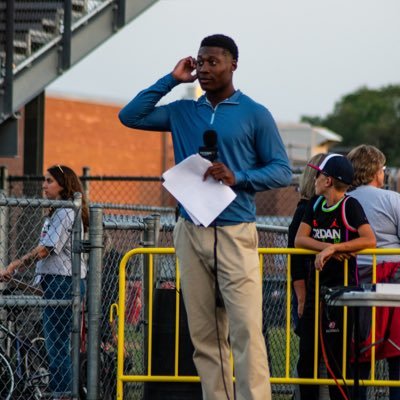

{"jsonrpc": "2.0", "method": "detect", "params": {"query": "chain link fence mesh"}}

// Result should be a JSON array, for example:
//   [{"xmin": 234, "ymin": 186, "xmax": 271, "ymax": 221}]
[
  {"xmin": 101, "ymin": 216, "xmax": 145, "ymax": 400},
  {"xmin": 4, "ymin": 167, "xmax": 399, "ymax": 223},
  {"xmin": 2, "ymin": 167, "xmax": 398, "ymax": 399},
  {"xmin": 5, "ymin": 172, "xmax": 300, "ymax": 225},
  {"xmin": 0, "ymin": 196, "xmax": 82, "ymax": 399}
]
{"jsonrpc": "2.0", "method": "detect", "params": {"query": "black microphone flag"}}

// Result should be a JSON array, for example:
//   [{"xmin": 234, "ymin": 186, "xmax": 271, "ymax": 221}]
[{"xmin": 199, "ymin": 130, "xmax": 218, "ymax": 162}]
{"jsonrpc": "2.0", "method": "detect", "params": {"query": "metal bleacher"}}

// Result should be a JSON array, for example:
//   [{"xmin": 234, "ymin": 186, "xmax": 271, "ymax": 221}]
[
  {"xmin": 0, "ymin": 1, "xmax": 87, "ymax": 65},
  {"xmin": 0, "ymin": 0, "xmax": 159, "ymax": 125}
]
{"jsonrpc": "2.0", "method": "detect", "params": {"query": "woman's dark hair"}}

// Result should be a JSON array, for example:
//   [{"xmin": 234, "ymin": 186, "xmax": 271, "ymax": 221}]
[{"xmin": 47, "ymin": 165, "xmax": 89, "ymax": 231}]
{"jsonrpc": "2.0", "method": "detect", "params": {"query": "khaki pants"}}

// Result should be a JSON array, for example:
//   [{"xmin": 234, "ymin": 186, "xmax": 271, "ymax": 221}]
[{"xmin": 174, "ymin": 218, "xmax": 271, "ymax": 400}]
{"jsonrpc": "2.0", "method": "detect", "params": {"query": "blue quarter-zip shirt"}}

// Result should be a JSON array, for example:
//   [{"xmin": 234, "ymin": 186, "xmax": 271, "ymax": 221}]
[{"xmin": 119, "ymin": 73, "xmax": 292, "ymax": 225}]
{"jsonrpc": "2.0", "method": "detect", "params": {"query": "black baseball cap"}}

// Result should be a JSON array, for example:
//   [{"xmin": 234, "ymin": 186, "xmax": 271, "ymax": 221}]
[{"xmin": 308, "ymin": 153, "xmax": 354, "ymax": 185}]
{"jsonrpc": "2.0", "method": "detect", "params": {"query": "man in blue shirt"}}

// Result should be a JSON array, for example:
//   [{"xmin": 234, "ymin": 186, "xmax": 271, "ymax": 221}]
[{"xmin": 119, "ymin": 34, "xmax": 291, "ymax": 400}]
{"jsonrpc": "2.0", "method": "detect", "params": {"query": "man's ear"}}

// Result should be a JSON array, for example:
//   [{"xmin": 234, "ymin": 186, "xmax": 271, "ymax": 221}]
[{"xmin": 231, "ymin": 60, "xmax": 237, "ymax": 71}]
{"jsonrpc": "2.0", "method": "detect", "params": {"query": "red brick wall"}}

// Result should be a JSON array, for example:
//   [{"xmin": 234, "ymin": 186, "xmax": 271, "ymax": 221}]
[{"xmin": 44, "ymin": 96, "xmax": 174, "ymax": 176}]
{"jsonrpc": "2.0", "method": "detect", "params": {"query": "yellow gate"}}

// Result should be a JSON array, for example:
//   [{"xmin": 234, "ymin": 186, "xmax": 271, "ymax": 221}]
[{"xmin": 111, "ymin": 248, "xmax": 400, "ymax": 399}]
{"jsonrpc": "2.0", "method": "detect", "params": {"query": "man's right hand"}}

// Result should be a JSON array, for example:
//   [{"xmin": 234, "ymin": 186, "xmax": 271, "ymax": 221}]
[{"xmin": 172, "ymin": 57, "xmax": 197, "ymax": 83}]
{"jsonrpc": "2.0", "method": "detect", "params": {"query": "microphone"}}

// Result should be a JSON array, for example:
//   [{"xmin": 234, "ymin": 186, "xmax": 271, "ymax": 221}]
[{"xmin": 199, "ymin": 129, "xmax": 218, "ymax": 162}]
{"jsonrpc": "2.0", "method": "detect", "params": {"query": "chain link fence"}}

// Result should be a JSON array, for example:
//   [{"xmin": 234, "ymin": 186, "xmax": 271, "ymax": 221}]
[
  {"xmin": 3, "ymin": 166, "xmax": 400, "ymax": 224},
  {"xmin": 0, "ymin": 198, "xmax": 299, "ymax": 399},
  {"xmin": 0, "ymin": 195, "xmax": 84, "ymax": 400},
  {"xmin": 1, "ymin": 165, "xmax": 398, "ymax": 399},
  {"xmin": 2, "ymin": 167, "xmax": 301, "ymax": 225}
]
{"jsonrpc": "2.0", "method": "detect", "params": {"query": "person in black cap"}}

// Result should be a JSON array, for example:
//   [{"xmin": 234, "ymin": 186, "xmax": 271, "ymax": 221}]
[{"xmin": 294, "ymin": 153, "xmax": 376, "ymax": 400}]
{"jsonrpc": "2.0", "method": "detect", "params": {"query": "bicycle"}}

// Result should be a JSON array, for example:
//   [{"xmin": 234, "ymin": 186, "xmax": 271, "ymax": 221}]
[{"xmin": 0, "ymin": 296, "xmax": 50, "ymax": 400}]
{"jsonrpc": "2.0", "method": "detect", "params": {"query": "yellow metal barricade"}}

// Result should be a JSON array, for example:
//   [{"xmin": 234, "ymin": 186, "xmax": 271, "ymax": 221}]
[{"xmin": 113, "ymin": 248, "xmax": 400, "ymax": 399}]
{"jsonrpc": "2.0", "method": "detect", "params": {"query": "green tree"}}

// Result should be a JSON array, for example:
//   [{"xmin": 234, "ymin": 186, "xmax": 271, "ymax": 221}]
[{"xmin": 301, "ymin": 85, "xmax": 400, "ymax": 166}]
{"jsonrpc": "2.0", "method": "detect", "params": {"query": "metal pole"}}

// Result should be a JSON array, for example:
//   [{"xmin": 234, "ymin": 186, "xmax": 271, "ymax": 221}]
[
  {"xmin": 114, "ymin": 0, "xmax": 126, "ymax": 30},
  {"xmin": 142, "ymin": 214, "xmax": 160, "ymax": 282},
  {"xmin": 61, "ymin": 0, "xmax": 72, "ymax": 72},
  {"xmin": 142, "ymin": 214, "xmax": 160, "ymax": 399},
  {"xmin": 23, "ymin": 92, "xmax": 45, "ymax": 179},
  {"xmin": 87, "ymin": 206, "xmax": 103, "ymax": 400},
  {"xmin": 142, "ymin": 213, "xmax": 160, "ymax": 291},
  {"xmin": 71, "ymin": 192, "xmax": 83, "ymax": 399},
  {"xmin": 142, "ymin": 216, "xmax": 155, "ymax": 376},
  {"xmin": 3, "ymin": 0, "xmax": 14, "ymax": 118},
  {"xmin": 0, "ymin": 192, "xmax": 8, "ymax": 297},
  {"xmin": 0, "ymin": 166, "xmax": 8, "ymax": 194},
  {"xmin": 82, "ymin": 167, "xmax": 90, "ymax": 202}
]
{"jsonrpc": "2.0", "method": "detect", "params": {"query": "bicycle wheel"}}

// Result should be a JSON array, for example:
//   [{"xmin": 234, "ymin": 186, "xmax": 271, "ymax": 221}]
[
  {"xmin": 79, "ymin": 352, "xmax": 88, "ymax": 400},
  {"xmin": 24, "ymin": 337, "xmax": 50, "ymax": 395},
  {"xmin": 0, "ymin": 352, "xmax": 14, "ymax": 400},
  {"xmin": 79, "ymin": 350, "xmax": 115, "ymax": 400},
  {"xmin": 100, "ymin": 350, "xmax": 117, "ymax": 400}
]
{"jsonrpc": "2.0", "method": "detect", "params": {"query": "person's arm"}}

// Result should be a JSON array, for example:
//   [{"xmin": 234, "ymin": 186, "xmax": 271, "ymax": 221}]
[
  {"xmin": 295, "ymin": 222, "xmax": 332, "ymax": 252},
  {"xmin": 0, "ymin": 245, "xmax": 50, "ymax": 280},
  {"xmin": 315, "ymin": 198, "xmax": 376, "ymax": 270},
  {"xmin": 391, "ymin": 191, "xmax": 400, "ymax": 240},
  {"xmin": 289, "ymin": 202, "xmax": 309, "ymax": 282},
  {"xmin": 289, "ymin": 203, "xmax": 310, "ymax": 318},
  {"xmin": 293, "ymin": 279, "xmax": 307, "ymax": 318},
  {"xmin": 315, "ymin": 224, "xmax": 376, "ymax": 270},
  {"xmin": 118, "ymin": 57, "xmax": 197, "ymax": 132}
]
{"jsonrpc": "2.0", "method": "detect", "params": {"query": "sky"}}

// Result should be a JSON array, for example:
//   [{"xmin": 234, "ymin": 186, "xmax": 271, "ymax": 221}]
[{"xmin": 48, "ymin": 0, "xmax": 400, "ymax": 122}]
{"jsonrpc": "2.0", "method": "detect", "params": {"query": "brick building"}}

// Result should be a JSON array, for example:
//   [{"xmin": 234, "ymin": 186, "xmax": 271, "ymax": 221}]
[
  {"xmin": 44, "ymin": 96, "xmax": 174, "ymax": 176},
  {"xmin": 0, "ymin": 96, "xmax": 175, "ymax": 177}
]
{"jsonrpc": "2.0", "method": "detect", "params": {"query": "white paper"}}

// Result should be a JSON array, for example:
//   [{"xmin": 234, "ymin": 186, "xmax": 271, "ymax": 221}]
[{"xmin": 162, "ymin": 154, "xmax": 237, "ymax": 227}]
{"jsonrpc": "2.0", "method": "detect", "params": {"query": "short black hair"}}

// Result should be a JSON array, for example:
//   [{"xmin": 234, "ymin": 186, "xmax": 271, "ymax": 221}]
[{"xmin": 200, "ymin": 34, "xmax": 238, "ymax": 61}]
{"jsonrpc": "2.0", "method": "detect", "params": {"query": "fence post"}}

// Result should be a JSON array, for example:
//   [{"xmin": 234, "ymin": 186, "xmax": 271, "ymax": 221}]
[
  {"xmin": 0, "ymin": 168, "xmax": 8, "ymax": 277},
  {"xmin": 3, "ymin": 0, "xmax": 14, "ymax": 118},
  {"xmin": 142, "ymin": 214, "xmax": 160, "ymax": 380},
  {"xmin": 142, "ymin": 213, "xmax": 160, "ymax": 286},
  {"xmin": 82, "ymin": 166, "xmax": 90, "ymax": 202},
  {"xmin": 61, "ymin": 0, "xmax": 72, "ymax": 71},
  {"xmin": 71, "ymin": 192, "xmax": 83, "ymax": 399},
  {"xmin": 87, "ymin": 205, "xmax": 103, "ymax": 400},
  {"xmin": 0, "ymin": 192, "xmax": 8, "ymax": 296}
]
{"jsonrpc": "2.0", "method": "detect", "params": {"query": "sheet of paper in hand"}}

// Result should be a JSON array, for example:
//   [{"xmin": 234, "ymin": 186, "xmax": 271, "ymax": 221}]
[{"xmin": 162, "ymin": 154, "xmax": 236, "ymax": 227}]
